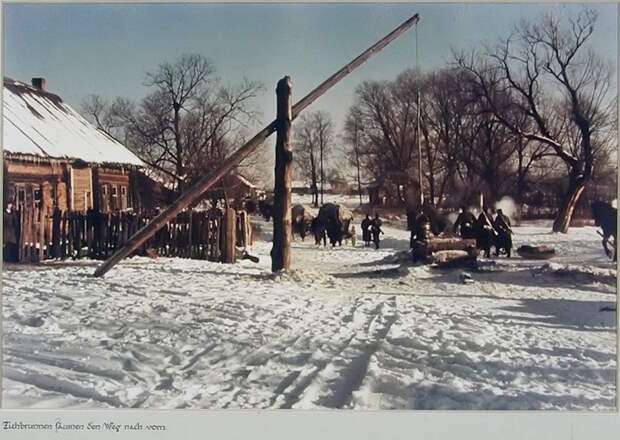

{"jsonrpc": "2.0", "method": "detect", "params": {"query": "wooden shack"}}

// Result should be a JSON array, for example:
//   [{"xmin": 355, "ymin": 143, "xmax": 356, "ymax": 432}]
[
  {"xmin": 2, "ymin": 77, "xmax": 169, "ymax": 215},
  {"xmin": 203, "ymin": 172, "xmax": 261, "ymax": 207}
]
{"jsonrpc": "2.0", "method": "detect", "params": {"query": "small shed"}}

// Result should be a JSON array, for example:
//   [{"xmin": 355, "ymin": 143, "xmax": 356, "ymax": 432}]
[{"xmin": 203, "ymin": 173, "xmax": 261, "ymax": 205}]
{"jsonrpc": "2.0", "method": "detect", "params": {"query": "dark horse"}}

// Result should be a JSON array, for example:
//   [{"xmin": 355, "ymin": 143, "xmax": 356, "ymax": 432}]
[{"xmin": 591, "ymin": 201, "xmax": 617, "ymax": 261}]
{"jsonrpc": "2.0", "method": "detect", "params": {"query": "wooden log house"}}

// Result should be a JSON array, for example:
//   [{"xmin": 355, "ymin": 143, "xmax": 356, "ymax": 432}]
[
  {"xmin": 2, "ymin": 77, "xmax": 174, "ymax": 261},
  {"xmin": 1, "ymin": 77, "xmax": 173, "ymax": 215}
]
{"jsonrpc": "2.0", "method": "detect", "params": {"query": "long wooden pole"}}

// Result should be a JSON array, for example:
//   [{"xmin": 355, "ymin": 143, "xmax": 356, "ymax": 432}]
[
  {"xmin": 93, "ymin": 13, "xmax": 420, "ymax": 277},
  {"xmin": 271, "ymin": 76, "xmax": 293, "ymax": 272}
]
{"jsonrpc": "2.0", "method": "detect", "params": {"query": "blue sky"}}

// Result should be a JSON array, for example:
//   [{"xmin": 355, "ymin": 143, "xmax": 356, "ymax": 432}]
[{"xmin": 3, "ymin": 3, "xmax": 618, "ymax": 135}]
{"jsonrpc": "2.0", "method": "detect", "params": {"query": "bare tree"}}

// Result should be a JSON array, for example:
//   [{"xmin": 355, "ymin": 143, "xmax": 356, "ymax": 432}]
[
  {"xmin": 456, "ymin": 8, "xmax": 616, "ymax": 231},
  {"xmin": 349, "ymin": 70, "xmax": 423, "ymax": 205},
  {"xmin": 293, "ymin": 111, "xmax": 334, "ymax": 207},
  {"xmin": 421, "ymin": 69, "xmax": 469, "ymax": 206},
  {"xmin": 83, "ymin": 54, "xmax": 264, "ymax": 194},
  {"xmin": 343, "ymin": 108, "xmax": 366, "ymax": 205},
  {"xmin": 81, "ymin": 95, "xmax": 134, "ymax": 144}
]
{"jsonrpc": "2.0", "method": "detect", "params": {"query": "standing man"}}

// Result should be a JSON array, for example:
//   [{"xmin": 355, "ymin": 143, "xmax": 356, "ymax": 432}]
[
  {"xmin": 453, "ymin": 206, "xmax": 476, "ymax": 239},
  {"xmin": 474, "ymin": 211, "xmax": 495, "ymax": 258},
  {"xmin": 493, "ymin": 209, "xmax": 513, "ymax": 257},
  {"xmin": 371, "ymin": 213, "xmax": 384, "ymax": 249},
  {"xmin": 361, "ymin": 214, "xmax": 372, "ymax": 247},
  {"xmin": 3, "ymin": 202, "xmax": 18, "ymax": 262}
]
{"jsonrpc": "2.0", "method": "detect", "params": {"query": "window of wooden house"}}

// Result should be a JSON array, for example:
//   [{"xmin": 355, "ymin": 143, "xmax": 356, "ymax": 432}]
[
  {"xmin": 120, "ymin": 186, "xmax": 127, "ymax": 210},
  {"xmin": 111, "ymin": 185, "xmax": 118, "ymax": 210},
  {"xmin": 85, "ymin": 191, "xmax": 92, "ymax": 210},
  {"xmin": 100, "ymin": 184, "xmax": 109, "ymax": 212},
  {"xmin": 16, "ymin": 187, "xmax": 25, "ymax": 210},
  {"xmin": 34, "ymin": 187, "xmax": 42, "ymax": 209}
]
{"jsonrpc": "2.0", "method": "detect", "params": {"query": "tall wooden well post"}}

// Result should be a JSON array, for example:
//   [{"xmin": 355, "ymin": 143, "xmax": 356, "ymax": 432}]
[
  {"xmin": 92, "ymin": 14, "xmax": 420, "ymax": 278},
  {"xmin": 271, "ymin": 76, "xmax": 293, "ymax": 272}
]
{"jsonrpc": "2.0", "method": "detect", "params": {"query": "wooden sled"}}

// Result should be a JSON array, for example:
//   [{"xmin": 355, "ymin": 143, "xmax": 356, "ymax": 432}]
[{"xmin": 516, "ymin": 245, "xmax": 556, "ymax": 260}]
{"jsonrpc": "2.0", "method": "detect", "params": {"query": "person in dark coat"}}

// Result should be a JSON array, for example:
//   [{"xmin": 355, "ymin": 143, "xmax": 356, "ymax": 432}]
[
  {"xmin": 407, "ymin": 210, "xmax": 418, "ymax": 248},
  {"xmin": 493, "ymin": 209, "xmax": 513, "ymax": 257},
  {"xmin": 373, "ymin": 212, "xmax": 382, "ymax": 228},
  {"xmin": 3, "ymin": 203, "xmax": 18, "ymax": 262},
  {"xmin": 421, "ymin": 201, "xmax": 448, "ymax": 236},
  {"xmin": 412, "ymin": 212, "xmax": 431, "ymax": 242},
  {"xmin": 361, "ymin": 214, "xmax": 372, "ymax": 247},
  {"xmin": 370, "ymin": 214, "xmax": 384, "ymax": 249},
  {"xmin": 493, "ymin": 209, "xmax": 512, "ymax": 231},
  {"xmin": 474, "ymin": 211, "xmax": 496, "ymax": 258},
  {"xmin": 453, "ymin": 206, "xmax": 476, "ymax": 239}
]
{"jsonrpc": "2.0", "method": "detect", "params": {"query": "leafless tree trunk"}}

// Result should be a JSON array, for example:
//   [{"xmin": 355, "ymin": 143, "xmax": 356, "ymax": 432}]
[
  {"xmin": 343, "ymin": 108, "xmax": 366, "ymax": 206},
  {"xmin": 293, "ymin": 111, "xmax": 333, "ymax": 207}
]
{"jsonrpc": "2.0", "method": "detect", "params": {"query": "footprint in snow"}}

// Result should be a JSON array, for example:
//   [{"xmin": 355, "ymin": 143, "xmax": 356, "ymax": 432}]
[
  {"xmin": 122, "ymin": 357, "xmax": 139, "ymax": 372},
  {"xmin": 165, "ymin": 354, "xmax": 182, "ymax": 366},
  {"xmin": 15, "ymin": 315, "xmax": 45, "ymax": 328}
]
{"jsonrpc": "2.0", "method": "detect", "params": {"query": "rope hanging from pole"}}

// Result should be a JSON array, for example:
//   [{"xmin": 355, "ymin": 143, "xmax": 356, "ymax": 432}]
[
  {"xmin": 415, "ymin": 21, "xmax": 424, "ymax": 206},
  {"xmin": 415, "ymin": 21, "xmax": 419, "ymax": 71}
]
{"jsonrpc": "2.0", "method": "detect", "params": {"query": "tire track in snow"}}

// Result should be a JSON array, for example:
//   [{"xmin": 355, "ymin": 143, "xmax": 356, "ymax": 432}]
[
  {"xmin": 256, "ymin": 297, "xmax": 371, "ymax": 408},
  {"xmin": 288, "ymin": 295, "xmax": 398, "ymax": 409},
  {"xmin": 5, "ymin": 348, "xmax": 127, "ymax": 382},
  {"xmin": 4, "ymin": 367, "xmax": 126, "ymax": 408}
]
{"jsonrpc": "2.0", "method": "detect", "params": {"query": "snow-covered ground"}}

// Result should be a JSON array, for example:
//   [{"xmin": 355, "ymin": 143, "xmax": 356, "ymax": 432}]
[{"xmin": 2, "ymin": 217, "xmax": 616, "ymax": 410}]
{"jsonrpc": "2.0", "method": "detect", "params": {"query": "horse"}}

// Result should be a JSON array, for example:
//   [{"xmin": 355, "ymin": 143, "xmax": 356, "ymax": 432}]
[
  {"xmin": 591, "ymin": 201, "xmax": 617, "ymax": 261},
  {"xmin": 292, "ymin": 204, "xmax": 313, "ymax": 241},
  {"xmin": 258, "ymin": 199, "xmax": 273, "ymax": 221},
  {"xmin": 311, "ymin": 216, "xmax": 327, "ymax": 246},
  {"xmin": 316, "ymin": 203, "xmax": 354, "ymax": 247}
]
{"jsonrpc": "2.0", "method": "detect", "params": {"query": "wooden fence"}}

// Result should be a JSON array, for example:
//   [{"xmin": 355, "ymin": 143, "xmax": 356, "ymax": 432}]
[{"xmin": 3, "ymin": 207, "xmax": 252, "ymax": 264}]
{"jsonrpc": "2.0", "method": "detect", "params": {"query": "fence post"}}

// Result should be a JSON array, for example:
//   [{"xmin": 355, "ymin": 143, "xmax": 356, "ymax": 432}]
[
  {"xmin": 30, "ymin": 208, "xmax": 37, "ymax": 262},
  {"xmin": 52, "ymin": 208, "xmax": 61, "ymax": 258},
  {"xmin": 188, "ymin": 210, "xmax": 193, "ymax": 258},
  {"xmin": 222, "ymin": 208, "xmax": 236, "ymax": 263},
  {"xmin": 38, "ymin": 206, "xmax": 45, "ymax": 262},
  {"xmin": 17, "ymin": 208, "xmax": 24, "ymax": 262},
  {"xmin": 271, "ymin": 76, "xmax": 293, "ymax": 272}
]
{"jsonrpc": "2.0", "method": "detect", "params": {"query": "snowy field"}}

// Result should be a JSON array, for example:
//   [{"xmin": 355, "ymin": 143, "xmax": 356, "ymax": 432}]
[{"xmin": 2, "ymin": 217, "xmax": 617, "ymax": 410}]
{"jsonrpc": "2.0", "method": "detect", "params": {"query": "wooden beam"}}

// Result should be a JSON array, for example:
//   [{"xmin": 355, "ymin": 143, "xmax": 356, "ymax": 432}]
[
  {"xmin": 271, "ymin": 76, "xmax": 293, "ymax": 272},
  {"xmin": 92, "ymin": 13, "xmax": 420, "ymax": 277},
  {"xmin": 290, "ymin": 13, "xmax": 420, "ymax": 120}
]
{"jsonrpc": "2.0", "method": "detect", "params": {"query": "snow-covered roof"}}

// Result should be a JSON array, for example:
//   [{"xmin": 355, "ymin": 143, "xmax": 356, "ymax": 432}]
[{"xmin": 2, "ymin": 78, "xmax": 143, "ymax": 166}]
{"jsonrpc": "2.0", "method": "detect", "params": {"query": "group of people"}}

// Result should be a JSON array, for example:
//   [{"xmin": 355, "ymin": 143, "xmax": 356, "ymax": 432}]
[
  {"xmin": 453, "ymin": 206, "xmax": 513, "ymax": 257},
  {"xmin": 297, "ymin": 201, "xmax": 513, "ymax": 258},
  {"xmin": 361, "ymin": 213, "xmax": 384, "ymax": 249}
]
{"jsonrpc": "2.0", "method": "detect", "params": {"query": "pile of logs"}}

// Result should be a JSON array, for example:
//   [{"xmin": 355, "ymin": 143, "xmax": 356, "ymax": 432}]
[{"xmin": 412, "ymin": 237, "xmax": 478, "ymax": 266}]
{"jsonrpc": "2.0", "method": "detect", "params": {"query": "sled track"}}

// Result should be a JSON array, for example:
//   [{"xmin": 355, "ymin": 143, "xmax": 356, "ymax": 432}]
[{"xmin": 271, "ymin": 295, "xmax": 398, "ymax": 409}]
